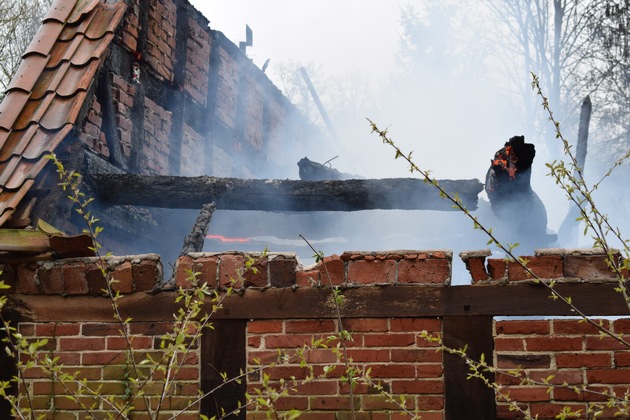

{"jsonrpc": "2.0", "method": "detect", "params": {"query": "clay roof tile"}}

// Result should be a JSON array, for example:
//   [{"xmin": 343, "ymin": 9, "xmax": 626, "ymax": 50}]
[{"xmin": 0, "ymin": 0, "xmax": 126, "ymax": 226}]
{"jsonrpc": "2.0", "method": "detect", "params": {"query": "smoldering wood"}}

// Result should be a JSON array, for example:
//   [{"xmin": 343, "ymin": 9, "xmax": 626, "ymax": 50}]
[
  {"xmin": 297, "ymin": 156, "xmax": 359, "ymax": 180},
  {"xmin": 7, "ymin": 283, "xmax": 628, "ymax": 323},
  {"xmin": 87, "ymin": 173, "xmax": 483, "ymax": 211},
  {"xmin": 181, "ymin": 202, "xmax": 216, "ymax": 255}
]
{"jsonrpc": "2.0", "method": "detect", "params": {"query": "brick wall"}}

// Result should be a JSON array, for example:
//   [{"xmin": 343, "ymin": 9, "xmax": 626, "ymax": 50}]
[
  {"xmin": 494, "ymin": 319, "xmax": 630, "ymax": 419},
  {"xmin": 76, "ymin": 0, "xmax": 318, "ymax": 181},
  {"xmin": 2, "ymin": 248, "xmax": 628, "ymax": 419}
]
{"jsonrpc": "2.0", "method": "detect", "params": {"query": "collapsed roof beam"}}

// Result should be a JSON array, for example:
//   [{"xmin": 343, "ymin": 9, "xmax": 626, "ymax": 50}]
[{"xmin": 87, "ymin": 173, "xmax": 483, "ymax": 212}]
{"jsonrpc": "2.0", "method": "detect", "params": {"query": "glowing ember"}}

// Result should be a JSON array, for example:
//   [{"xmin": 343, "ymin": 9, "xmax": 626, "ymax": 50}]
[
  {"xmin": 205, "ymin": 234, "xmax": 250, "ymax": 243},
  {"xmin": 491, "ymin": 145, "xmax": 518, "ymax": 179}
]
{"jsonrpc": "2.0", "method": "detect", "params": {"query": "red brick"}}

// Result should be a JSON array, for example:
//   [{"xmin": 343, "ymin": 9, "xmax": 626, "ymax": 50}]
[
  {"xmin": 615, "ymin": 352, "xmax": 630, "ymax": 367},
  {"xmin": 107, "ymin": 335, "xmax": 152, "ymax": 350},
  {"xmin": 364, "ymin": 333, "xmax": 415, "ymax": 347},
  {"xmin": 265, "ymin": 366, "xmax": 310, "ymax": 380},
  {"xmin": 464, "ymin": 256, "xmax": 489, "ymax": 282},
  {"xmin": 243, "ymin": 255, "xmax": 268, "ymax": 288},
  {"xmin": 416, "ymin": 363, "xmax": 443, "ymax": 378},
  {"xmin": 219, "ymin": 254, "xmax": 245, "ymax": 287},
  {"xmin": 529, "ymin": 403, "xmax": 587, "ymax": 419},
  {"xmin": 613, "ymin": 318, "xmax": 630, "ymax": 333},
  {"xmin": 128, "ymin": 322, "xmax": 175, "ymax": 335},
  {"xmin": 82, "ymin": 323, "xmax": 121, "ymax": 336},
  {"xmin": 296, "ymin": 269, "xmax": 319, "ymax": 287},
  {"xmin": 502, "ymin": 386, "xmax": 551, "ymax": 402},
  {"xmin": 273, "ymin": 396, "xmax": 309, "ymax": 411},
  {"xmin": 347, "ymin": 259, "xmax": 396, "ymax": 284},
  {"xmin": 342, "ymin": 318, "xmax": 388, "ymax": 332},
  {"xmin": 293, "ymin": 380, "xmax": 338, "ymax": 395},
  {"xmin": 62, "ymin": 262, "xmax": 88, "ymax": 294},
  {"xmin": 247, "ymin": 320, "xmax": 283, "ymax": 334},
  {"xmin": 553, "ymin": 386, "xmax": 610, "ymax": 402},
  {"xmin": 556, "ymin": 352, "xmax": 611, "ymax": 368},
  {"xmin": 494, "ymin": 337, "xmax": 525, "ymax": 351},
  {"xmin": 174, "ymin": 255, "xmax": 194, "ymax": 288},
  {"xmin": 39, "ymin": 264, "xmax": 64, "ymax": 294},
  {"xmin": 368, "ymin": 364, "xmax": 416, "ymax": 378},
  {"xmin": 564, "ymin": 254, "xmax": 617, "ymax": 279},
  {"xmin": 111, "ymin": 260, "xmax": 133, "ymax": 293},
  {"xmin": 526, "ymin": 336, "xmax": 582, "ymax": 351},
  {"xmin": 35, "ymin": 323, "xmax": 80, "ymax": 336},
  {"xmin": 496, "ymin": 353, "xmax": 551, "ymax": 369},
  {"xmin": 268, "ymin": 255, "xmax": 297, "ymax": 287},
  {"xmin": 310, "ymin": 396, "xmax": 357, "ymax": 410},
  {"xmin": 391, "ymin": 379, "xmax": 444, "ymax": 394},
  {"xmin": 81, "ymin": 351, "xmax": 127, "ymax": 365},
  {"xmin": 507, "ymin": 255, "xmax": 563, "ymax": 281},
  {"xmin": 391, "ymin": 348, "xmax": 441, "ymax": 363},
  {"xmin": 285, "ymin": 320, "xmax": 336, "ymax": 333},
  {"xmin": 587, "ymin": 369, "xmax": 630, "ymax": 384},
  {"xmin": 345, "ymin": 349, "xmax": 390, "ymax": 363},
  {"xmin": 528, "ymin": 370, "xmax": 583, "ymax": 385},
  {"xmin": 317, "ymin": 255, "xmax": 345, "ymax": 286},
  {"xmin": 264, "ymin": 334, "xmax": 321, "ymax": 348},
  {"xmin": 361, "ymin": 394, "xmax": 414, "ymax": 410},
  {"xmin": 390, "ymin": 318, "xmax": 441, "ymax": 332},
  {"xmin": 417, "ymin": 395, "xmax": 444, "ymax": 410},
  {"xmin": 398, "ymin": 258, "xmax": 450, "ymax": 284},
  {"xmin": 487, "ymin": 258, "xmax": 507, "ymax": 279},
  {"xmin": 59, "ymin": 337, "xmax": 106, "ymax": 351},
  {"xmin": 86, "ymin": 262, "xmax": 107, "ymax": 296},
  {"xmin": 16, "ymin": 263, "xmax": 43, "ymax": 294},
  {"xmin": 496, "ymin": 320, "xmax": 550, "ymax": 335},
  {"xmin": 248, "ymin": 336, "xmax": 261, "ymax": 348},
  {"xmin": 133, "ymin": 258, "xmax": 161, "ymax": 291},
  {"xmin": 553, "ymin": 319, "xmax": 610, "ymax": 335},
  {"xmin": 585, "ymin": 336, "xmax": 629, "ymax": 351},
  {"xmin": 305, "ymin": 348, "xmax": 337, "ymax": 363}
]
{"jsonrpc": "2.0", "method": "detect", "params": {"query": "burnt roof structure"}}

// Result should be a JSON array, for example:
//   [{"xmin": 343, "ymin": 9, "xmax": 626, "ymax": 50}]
[{"xmin": 0, "ymin": 0, "xmax": 483, "ymax": 265}]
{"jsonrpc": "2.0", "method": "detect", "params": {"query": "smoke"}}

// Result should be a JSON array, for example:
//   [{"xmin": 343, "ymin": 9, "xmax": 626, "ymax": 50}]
[{"xmin": 188, "ymin": 0, "xmax": 629, "ymax": 283}]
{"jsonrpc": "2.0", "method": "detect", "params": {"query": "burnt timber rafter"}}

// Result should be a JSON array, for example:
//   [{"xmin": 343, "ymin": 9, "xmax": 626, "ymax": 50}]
[{"xmin": 87, "ymin": 173, "xmax": 483, "ymax": 211}]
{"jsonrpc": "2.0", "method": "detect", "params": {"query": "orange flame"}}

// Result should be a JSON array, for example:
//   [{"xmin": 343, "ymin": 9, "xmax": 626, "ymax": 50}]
[
  {"xmin": 205, "ymin": 234, "xmax": 250, "ymax": 243},
  {"xmin": 492, "ymin": 145, "xmax": 518, "ymax": 178}
]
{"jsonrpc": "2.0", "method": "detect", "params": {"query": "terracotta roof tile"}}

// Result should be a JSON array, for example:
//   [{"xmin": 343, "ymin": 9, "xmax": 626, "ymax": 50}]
[
  {"xmin": 23, "ymin": 21, "xmax": 64, "ymax": 57},
  {"xmin": 0, "ymin": 0, "xmax": 126, "ymax": 226},
  {"xmin": 44, "ymin": 0, "xmax": 77, "ymax": 23}
]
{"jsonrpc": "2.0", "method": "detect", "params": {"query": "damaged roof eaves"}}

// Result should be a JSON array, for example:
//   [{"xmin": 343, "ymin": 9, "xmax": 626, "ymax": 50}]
[{"xmin": 0, "ymin": 0, "xmax": 127, "ymax": 226}]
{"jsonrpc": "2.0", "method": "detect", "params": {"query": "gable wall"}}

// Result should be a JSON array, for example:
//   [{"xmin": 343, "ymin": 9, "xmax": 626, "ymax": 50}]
[{"xmin": 75, "ymin": 0, "xmax": 317, "ymax": 180}]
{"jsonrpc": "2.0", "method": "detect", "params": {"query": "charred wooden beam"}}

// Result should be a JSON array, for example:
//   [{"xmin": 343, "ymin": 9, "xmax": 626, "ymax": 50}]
[{"xmin": 87, "ymin": 173, "xmax": 483, "ymax": 211}]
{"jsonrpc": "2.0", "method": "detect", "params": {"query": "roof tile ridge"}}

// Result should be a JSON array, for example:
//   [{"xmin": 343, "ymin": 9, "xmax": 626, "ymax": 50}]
[
  {"xmin": 42, "ymin": 0, "xmax": 76, "ymax": 24},
  {"xmin": 67, "ymin": 0, "xmax": 101, "ymax": 25}
]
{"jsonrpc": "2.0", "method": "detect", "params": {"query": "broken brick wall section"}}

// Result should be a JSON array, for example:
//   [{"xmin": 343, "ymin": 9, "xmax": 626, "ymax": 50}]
[
  {"xmin": 78, "ymin": 0, "xmax": 317, "ymax": 178},
  {"xmin": 1, "ymin": 248, "xmax": 629, "ymax": 419}
]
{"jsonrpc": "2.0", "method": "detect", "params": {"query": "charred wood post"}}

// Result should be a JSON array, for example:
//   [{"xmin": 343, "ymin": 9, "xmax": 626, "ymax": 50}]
[
  {"xmin": 181, "ymin": 202, "xmax": 216, "ymax": 255},
  {"xmin": 558, "ymin": 96, "xmax": 592, "ymax": 241},
  {"xmin": 485, "ymin": 136, "xmax": 553, "ymax": 247},
  {"xmin": 300, "ymin": 67, "xmax": 341, "ymax": 143},
  {"xmin": 87, "ymin": 174, "xmax": 483, "ymax": 212}
]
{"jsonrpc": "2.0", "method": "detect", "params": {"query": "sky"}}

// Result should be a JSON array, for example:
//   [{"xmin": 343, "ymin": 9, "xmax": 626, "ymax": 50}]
[{"xmin": 188, "ymin": 0, "xmax": 404, "ymax": 85}]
